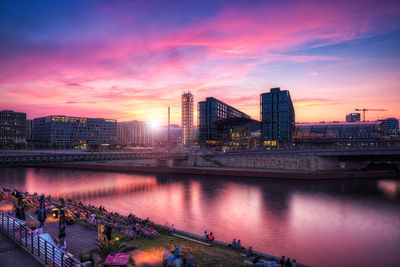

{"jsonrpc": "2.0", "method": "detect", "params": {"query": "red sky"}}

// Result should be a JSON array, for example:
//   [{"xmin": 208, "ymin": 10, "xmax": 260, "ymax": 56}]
[{"xmin": 0, "ymin": 0, "xmax": 399, "ymax": 125}]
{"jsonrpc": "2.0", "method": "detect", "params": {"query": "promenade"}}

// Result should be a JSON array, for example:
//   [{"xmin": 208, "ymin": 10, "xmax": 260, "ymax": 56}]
[
  {"xmin": 0, "ymin": 230, "xmax": 42, "ymax": 267},
  {"xmin": 0, "ymin": 199, "xmax": 162, "ymax": 267},
  {"xmin": 0, "ymin": 189, "xmax": 307, "ymax": 267}
]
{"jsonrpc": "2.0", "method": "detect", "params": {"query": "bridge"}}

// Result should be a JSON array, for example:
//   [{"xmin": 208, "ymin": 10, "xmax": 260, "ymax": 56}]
[
  {"xmin": 214, "ymin": 147, "xmax": 400, "ymax": 160},
  {"xmin": 0, "ymin": 151, "xmax": 187, "ymax": 166},
  {"xmin": 187, "ymin": 147, "xmax": 400, "ymax": 172}
]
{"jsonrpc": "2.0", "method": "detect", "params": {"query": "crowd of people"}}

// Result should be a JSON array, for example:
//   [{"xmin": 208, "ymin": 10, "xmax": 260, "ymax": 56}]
[
  {"xmin": 162, "ymin": 244, "xmax": 197, "ymax": 267},
  {"xmin": 0, "ymin": 187, "xmax": 160, "ymax": 242},
  {"xmin": 1, "ymin": 187, "xmax": 301, "ymax": 267}
]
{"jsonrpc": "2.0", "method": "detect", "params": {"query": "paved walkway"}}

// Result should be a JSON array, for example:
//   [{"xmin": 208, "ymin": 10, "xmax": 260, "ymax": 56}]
[
  {"xmin": 24, "ymin": 210, "xmax": 162, "ymax": 266},
  {"xmin": 0, "ymin": 230, "xmax": 42, "ymax": 267},
  {"xmin": 1, "ymin": 200, "xmax": 163, "ymax": 267}
]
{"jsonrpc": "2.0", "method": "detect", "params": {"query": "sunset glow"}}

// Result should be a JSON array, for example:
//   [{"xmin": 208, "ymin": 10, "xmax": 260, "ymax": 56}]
[{"xmin": 1, "ymin": 0, "xmax": 399, "ymax": 124}]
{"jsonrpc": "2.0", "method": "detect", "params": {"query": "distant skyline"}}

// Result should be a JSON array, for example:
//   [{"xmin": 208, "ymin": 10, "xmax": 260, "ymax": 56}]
[{"xmin": 1, "ymin": 0, "xmax": 399, "ymax": 124}]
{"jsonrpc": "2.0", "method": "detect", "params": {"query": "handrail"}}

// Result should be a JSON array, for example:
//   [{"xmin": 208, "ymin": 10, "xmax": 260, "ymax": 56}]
[{"xmin": 0, "ymin": 211, "xmax": 88, "ymax": 267}]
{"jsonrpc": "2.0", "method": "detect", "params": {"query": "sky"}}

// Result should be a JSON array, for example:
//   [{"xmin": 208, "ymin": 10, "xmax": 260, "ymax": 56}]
[{"xmin": 0, "ymin": 0, "xmax": 399, "ymax": 125}]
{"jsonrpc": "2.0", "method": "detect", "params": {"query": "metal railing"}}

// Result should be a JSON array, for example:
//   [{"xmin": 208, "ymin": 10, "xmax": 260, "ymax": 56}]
[{"xmin": 0, "ymin": 211, "xmax": 87, "ymax": 267}]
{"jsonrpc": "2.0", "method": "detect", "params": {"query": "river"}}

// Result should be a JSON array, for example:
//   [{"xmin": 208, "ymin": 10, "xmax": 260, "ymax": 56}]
[{"xmin": 1, "ymin": 167, "xmax": 399, "ymax": 267}]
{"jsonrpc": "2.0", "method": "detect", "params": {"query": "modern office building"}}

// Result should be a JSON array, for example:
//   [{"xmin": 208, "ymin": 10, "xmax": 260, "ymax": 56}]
[
  {"xmin": 346, "ymin": 113, "xmax": 361, "ymax": 122},
  {"xmin": 0, "ymin": 110, "xmax": 26, "ymax": 146},
  {"xmin": 26, "ymin": 119, "xmax": 33, "ymax": 141},
  {"xmin": 380, "ymin": 118, "xmax": 399, "ymax": 136},
  {"xmin": 198, "ymin": 97, "xmax": 250, "ymax": 147},
  {"xmin": 182, "ymin": 91, "xmax": 194, "ymax": 146},
  {"xmin": 33, "ymin": 115, "xmax": 117, "ymax": 148},
  {"xmin": 117, "ymin": 120, "xmax": 152, "ymax": 146},
  {"xmin": 215, "ymin": 117, "xmax": 261, "ymax": 151},
  {"xmin": 260, "ymin": 87, "xmax": 295, "ymax": 148}
]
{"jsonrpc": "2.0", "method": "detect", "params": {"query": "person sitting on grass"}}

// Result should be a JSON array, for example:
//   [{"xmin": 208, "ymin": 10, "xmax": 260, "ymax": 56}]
[
  {"xmin": 237, "ymin": 239, "xmax": 242, "ymax": 249},
  {"xmin": 203, "ymin": 231, "xmax": 208, "ymax": 240},
  {"xmin": 253, "ymin": 256, "xmax": 262, "ymax": 266},
  {"xmin": 247, "ymin": 246, "xmax": 253, "ymax": 257},
  {"xmin": 208, "ymin": 232, "xmax": 215, "ymax": 241},
  {"xmin": 231, "ymin": 238, "xmax": 237, "ymax": 248}
]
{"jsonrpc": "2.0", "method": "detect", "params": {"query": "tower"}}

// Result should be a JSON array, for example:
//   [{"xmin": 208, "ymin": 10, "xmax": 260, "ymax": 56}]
[{"xmin": 182, "ymin": 91, "xmax": 193, "ymax": 146}]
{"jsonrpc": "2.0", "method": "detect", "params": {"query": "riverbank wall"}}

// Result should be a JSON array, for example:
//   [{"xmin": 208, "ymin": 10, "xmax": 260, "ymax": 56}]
[{"xmin": 37, "ymin": 162, "xmax": 399, "ymax": 180}]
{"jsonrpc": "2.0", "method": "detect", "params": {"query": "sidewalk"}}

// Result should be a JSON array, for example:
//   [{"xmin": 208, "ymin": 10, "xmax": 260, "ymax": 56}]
[{"xmin": 0, "ymin": 230, "xmax": 42, "ymax": 267}]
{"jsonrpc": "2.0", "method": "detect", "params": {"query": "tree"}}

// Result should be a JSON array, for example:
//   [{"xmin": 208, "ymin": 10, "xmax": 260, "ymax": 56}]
[{"xmin": 89, "ymin": 238, "xmax": 136, "ymax": 266}]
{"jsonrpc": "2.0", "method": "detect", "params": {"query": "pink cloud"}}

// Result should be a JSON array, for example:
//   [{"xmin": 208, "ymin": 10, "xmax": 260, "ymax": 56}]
[{"xmin": 0, "ymin": 0, "xmax": 399, "ymax": 123}]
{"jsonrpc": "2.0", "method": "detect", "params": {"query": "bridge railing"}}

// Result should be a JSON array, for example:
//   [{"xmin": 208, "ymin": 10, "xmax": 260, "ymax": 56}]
[{"xmin": 0, "ymin": 211, "xmax": 88, "ymax": 267}]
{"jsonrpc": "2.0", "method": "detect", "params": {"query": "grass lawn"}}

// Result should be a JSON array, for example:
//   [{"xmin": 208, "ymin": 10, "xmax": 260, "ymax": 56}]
[{"xmin": 121, "ymin": 230, "xmax": 247, "ymax": 267}]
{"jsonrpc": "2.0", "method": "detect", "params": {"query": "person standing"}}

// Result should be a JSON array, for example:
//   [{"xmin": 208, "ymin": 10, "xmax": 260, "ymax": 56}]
[
  {"xmin": 172, "ymin": 244, "xmax": 180, "ymax": 258},
  {"xmin": 162, "ymin": 247, "xmax": 169, "ymax": 267},
  {"xmin": 168, "ymin": 251, "xmax": 175, "ymax": 267},
  {"xmin": 58, "ymin": 210, "xmax": 66, "ymax": 245}
]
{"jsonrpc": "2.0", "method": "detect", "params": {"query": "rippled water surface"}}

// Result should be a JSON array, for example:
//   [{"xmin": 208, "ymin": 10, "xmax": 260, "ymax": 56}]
[{"xmin": 1, "ymin": 167, "xmax": 400, "ymax": 267}]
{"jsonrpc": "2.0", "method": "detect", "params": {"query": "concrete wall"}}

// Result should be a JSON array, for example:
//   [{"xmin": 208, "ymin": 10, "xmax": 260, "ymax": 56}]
[{"xmin": 186, "ymin": 154, "xmax": 367, "ymax": 171}]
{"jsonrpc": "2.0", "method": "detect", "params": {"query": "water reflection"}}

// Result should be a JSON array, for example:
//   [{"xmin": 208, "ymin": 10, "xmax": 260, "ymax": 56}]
[{"xmin": 0, "ymin": 167, "xmax": 399, "ymax": 267}]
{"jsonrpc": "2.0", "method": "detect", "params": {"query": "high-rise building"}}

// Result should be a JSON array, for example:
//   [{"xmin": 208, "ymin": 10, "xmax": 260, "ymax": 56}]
[
  {"xmin": 0, "ymin": 110, "xmax": 26, "ymax": 145},
  {"xmin": 33, "ymin": 115, "xmax": 117, "ymax": 148},
  {"xmin": 117, "ymin": 121, "xmax": 152, "ymax": 146},
  {"xmin": 346, "ymin": 113, "xmax": 361, "ymax": 122},
  {"xmin": 380, "ymin": 118, "xmax": 399, "ymax": 136},
  {"xmin": 182, "ymin": 91, "xmax": 194, "ymax": 146},
  {"xmin": 260, "ymin": 87, "xmax": 295, "ymax": 147},
  {"xmin": 198, "ymin": 97, "xmax": 250, "ymax": 147},
  {"xmin": 26, "ymin": 119, "xmax": 33, "ymax": 140}
]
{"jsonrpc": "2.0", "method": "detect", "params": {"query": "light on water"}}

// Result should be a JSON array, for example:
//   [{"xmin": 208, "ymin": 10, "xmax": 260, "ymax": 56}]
[{"xmin": 1, "ymin": 167, "xmax": 400, "ymax": 267}]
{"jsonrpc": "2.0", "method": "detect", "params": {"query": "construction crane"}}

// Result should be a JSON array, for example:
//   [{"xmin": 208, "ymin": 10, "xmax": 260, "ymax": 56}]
[{"xmin": 355, "ymin": 108, "xmax": 387, "ymax": 122}]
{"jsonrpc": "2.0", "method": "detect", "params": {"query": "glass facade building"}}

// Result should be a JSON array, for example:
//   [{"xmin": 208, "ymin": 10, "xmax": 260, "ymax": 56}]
[
  {"xmin": 215, "ymin": 117, "xmax": 261, "ymax": 151},
  {"xmin": 117, "ymin": 121, "xmax": 152, "ymax": 146},
  {"xmin": 33, "ymin": 115, "xmax": 117, "ymax": 148},
  {"xmin": 0, "ymin": 110, "xmax": 26, "ymax": 145},
  {"xmin": 380, "ymin": 118, "xmax": 399, "ymax": 136},
  {"xmin": 182, "ymin": 91, "xmax": 194, "ymax": 146},
  {"xmin": 260, "ymin": 88, "xmax": 295, "ymax": 147},
  {"xmin": 294, "ymin": 122, "xmax": 386, "ymax": 148},
  {"xmin": 26, "ymin": 119, "xmax": 33, "ymax": 141},
  {"xmin": 346, "ymin": 113, "xmax": 361, "ymax": 122},
  {"xmin": 198, "ymin": 97, "xmax": 250, "ymax": 147},
  {"xmin": 295, "ymin": 122, "xmax": 382, "ymax": 140}
]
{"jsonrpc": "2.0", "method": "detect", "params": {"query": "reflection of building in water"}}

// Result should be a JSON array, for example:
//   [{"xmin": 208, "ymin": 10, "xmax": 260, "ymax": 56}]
[
  {"xmin": 377, "ymin": 181, "xmax": 399, "ymax": 200},
  {"xmin": 59, "ymin": 180, "xmax": 158, "ymax": 200}
]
